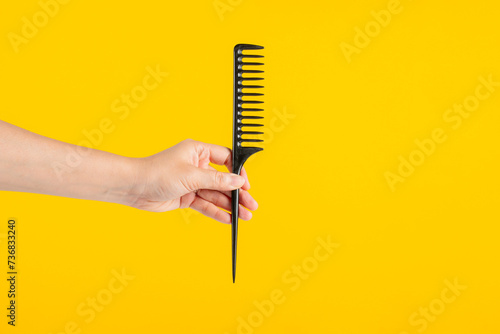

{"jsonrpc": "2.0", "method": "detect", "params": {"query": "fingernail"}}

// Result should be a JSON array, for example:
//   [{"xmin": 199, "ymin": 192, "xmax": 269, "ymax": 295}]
[{"xmin": 230, "ymin": 174, "xmax": 245, "ymax": 188}]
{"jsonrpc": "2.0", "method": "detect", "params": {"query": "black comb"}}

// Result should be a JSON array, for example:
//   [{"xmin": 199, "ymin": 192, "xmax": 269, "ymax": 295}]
[{"xmin": 232, "ymin": 44, "xmax": 264, "ymax": 283}]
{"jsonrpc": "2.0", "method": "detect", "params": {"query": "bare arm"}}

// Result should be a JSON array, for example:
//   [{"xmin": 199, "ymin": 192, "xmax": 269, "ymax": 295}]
[{"xmin": 0, "ymin": 121, "xmax": 258, "ymax": 223}]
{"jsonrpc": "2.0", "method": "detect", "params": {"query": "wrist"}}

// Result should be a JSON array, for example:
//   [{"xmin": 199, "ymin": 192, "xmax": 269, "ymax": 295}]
[{"xmin": 111, "ymin": 156, "xmax": 148, "ymax": 207}]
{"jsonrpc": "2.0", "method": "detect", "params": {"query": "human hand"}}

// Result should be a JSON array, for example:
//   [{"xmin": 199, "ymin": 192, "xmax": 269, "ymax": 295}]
[
  {"xmin": 129, "ymin": 139, "xmax": 258, "ymax": 223},
  {"xmin": 0, "ymin": 121, "xmax": 256, "ymax": 224}
]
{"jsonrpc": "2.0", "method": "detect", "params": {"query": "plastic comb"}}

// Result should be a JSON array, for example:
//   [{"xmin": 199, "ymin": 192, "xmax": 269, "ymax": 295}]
[{"xmin": 231, "ymin": 44, "xmax": 264, "ymax": 283}]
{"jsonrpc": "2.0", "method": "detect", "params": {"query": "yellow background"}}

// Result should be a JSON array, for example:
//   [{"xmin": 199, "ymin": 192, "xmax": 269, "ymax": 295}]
[{"xmin": 1, "ymin": 0, "xmax": 499, "ymax": 333}]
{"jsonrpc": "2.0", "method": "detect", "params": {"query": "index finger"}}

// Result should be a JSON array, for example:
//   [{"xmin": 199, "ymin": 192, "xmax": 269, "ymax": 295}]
[{"xmin": 196, "ymin": 142, "xmax": 251, "ymax": 190}]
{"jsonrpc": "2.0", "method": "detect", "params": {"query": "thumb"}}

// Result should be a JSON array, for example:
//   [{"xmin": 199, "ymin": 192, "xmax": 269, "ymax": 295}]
[{"xmin": 190, "ymin": 167, "xmax": 245, "ymax": 192}]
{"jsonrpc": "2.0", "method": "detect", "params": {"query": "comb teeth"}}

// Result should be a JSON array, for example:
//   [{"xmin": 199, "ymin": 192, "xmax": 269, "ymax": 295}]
[
  {"xmin": 238, "ymin": 100, "xmax": 263, "ymax": 105},
  {"xmin": 234, "ymin": 44, "xmax": 264, "ymax": 148},
  {"xmin": 241, "ymin": 132, "xmax": 264, "ymax": 136},
  {"xmin": 240, "ymin": 70, "xmax": 264, "ymax": 74},
  {"xmin": 238, "ymin": 62, "xmax": 264, "ymax": 69},
  {"xmin": 238, "ymin": 55, "xmax": 264, "ymax": 59},
  {"xmin": 238, "ymin": 85, "xmax": 264, "ymax": 91},
  {"xmin": 232, "ymin": 44, "xmax": 265, "ymax": 284},
  {"xmin": 240, "ymin": 108, "xmax": 264, "ymax": 111},
  {"xmin": 240, "ymin": 93, "xmax": 264, "ymax": 96},
  {"xmin": 238, "ymin": 78, "xmax": 264, "ymax": 84},
  {"xmin": 240, "ymin": 115, "xmax": 264, "ymax": 119}
]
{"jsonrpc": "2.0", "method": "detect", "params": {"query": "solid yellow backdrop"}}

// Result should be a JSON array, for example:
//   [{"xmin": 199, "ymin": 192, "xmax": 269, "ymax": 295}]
[{"xmin": 1, "ymin": 0, "xmax": 499, "ymax": 333}]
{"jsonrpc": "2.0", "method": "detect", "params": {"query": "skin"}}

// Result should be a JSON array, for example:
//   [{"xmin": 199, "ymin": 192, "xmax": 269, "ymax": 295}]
[{"xmin": 0, "ymin": 120, "xmax": 258, "ymax": 224}]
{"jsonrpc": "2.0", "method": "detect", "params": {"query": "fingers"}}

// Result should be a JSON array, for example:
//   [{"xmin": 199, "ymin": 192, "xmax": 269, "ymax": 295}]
[
  {"xmin": 194, "ymin": 141, "xmax": 251, "ymax": 190},
  {"xmin": 190, "ymin": 167, "xmax": 245, "ymax": 192},
  {"xmin": 196, "ymin": 142, "xmax": 232, "ymax": 167},
  {"xmin": 240, "ymin": 167, "xmax": 250, "ymax": 190},
  {"xmin": 217, "ymin": 188, "xmax": 258, "ymax": 211},
  {"xmin": 190, "ymin": 196, "xmax": 231, "ymax": 224},
  {"xmin": 196, "ymin": 189, "xmax": 254, "ymax": 219},
  {"xmin": 190, "ymin": 195, "xmax": 252, "ymax": 224},
  {"xmin": 197, "ymin": 166, "xmax": 255, "ymax": 208},
  {"xmin": 207, "ymin": 165, "xmax": 250, "ymax": 191}
]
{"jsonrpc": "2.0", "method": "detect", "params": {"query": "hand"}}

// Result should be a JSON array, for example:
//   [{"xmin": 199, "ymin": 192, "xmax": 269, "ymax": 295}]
[
  {"xmin": 0, "ymin": 121, "xmax": 257, "ymax": 224},
  {"xmin": 129, "ymin": 139, "xmax": 258, "ymax": 223}
]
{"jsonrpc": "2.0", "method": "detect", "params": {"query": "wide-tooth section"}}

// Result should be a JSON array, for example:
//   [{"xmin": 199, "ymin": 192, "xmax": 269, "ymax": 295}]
[
  {"xmin": 241, "ymin": 116, "xmax": 264, "ymax": 120},
  {"xmin": 233, "ymin": 44, "xmax": 264, "ymax": 284},
  {"xmin": 235, "ymin": 45, "xmax": 264, "ymax": 148},
  {"xmin": 239, "ymin": 85, "xmax": 263, "ymax": 90},
  {"xmin": 240, "ymin": 139, "xmax": 263, "ymax": 142},
  {"xmin": 238, "ymin": 123, "xmax": 263, "ymax": 127},
  {"xmin": 240, "ymin": 93, "xmax": 264, "ymax": 96},
  {"xmin": 239, "ymin": 78, "xmax": 264, "ymax": 82},
  {"xmin": 240, "ymin": 108, "xmax": 264, "ymax": 112},
  {"xmin": 236, "ymin": 44, "xmax": 264, "ymax": 51},
  {"xmin": 241, "ymin": 131, "xmax": 264, "ymax": 135},
  {"xmin": 240, "ymin": 70, "xmax": 264, "ymax": 74},
  {"xmin": 238, "ymin": 100, "xmax": 264, "ymax": 106},
  {"xmin": 238, "ymin": 62, "xmax": 264, "ymax": 68},
  {"xmin": 239, "ymin": 54, "xmax": 264, "ymax": 59}
]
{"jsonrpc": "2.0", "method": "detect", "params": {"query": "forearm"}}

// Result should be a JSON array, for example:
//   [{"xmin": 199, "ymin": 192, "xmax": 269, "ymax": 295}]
[{"xmin": 0, "ymin": 121, "xmax": 142, "ymax": 205}]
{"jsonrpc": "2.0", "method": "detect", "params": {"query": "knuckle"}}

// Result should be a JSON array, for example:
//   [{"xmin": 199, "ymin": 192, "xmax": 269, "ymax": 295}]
[
  {"xmin": 202, "ymin": 200, "xmax": 211, "ymax": 213},
  {"xmin": 214, "ymin": 171, "xmax": 225, "ymax": 186}
]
